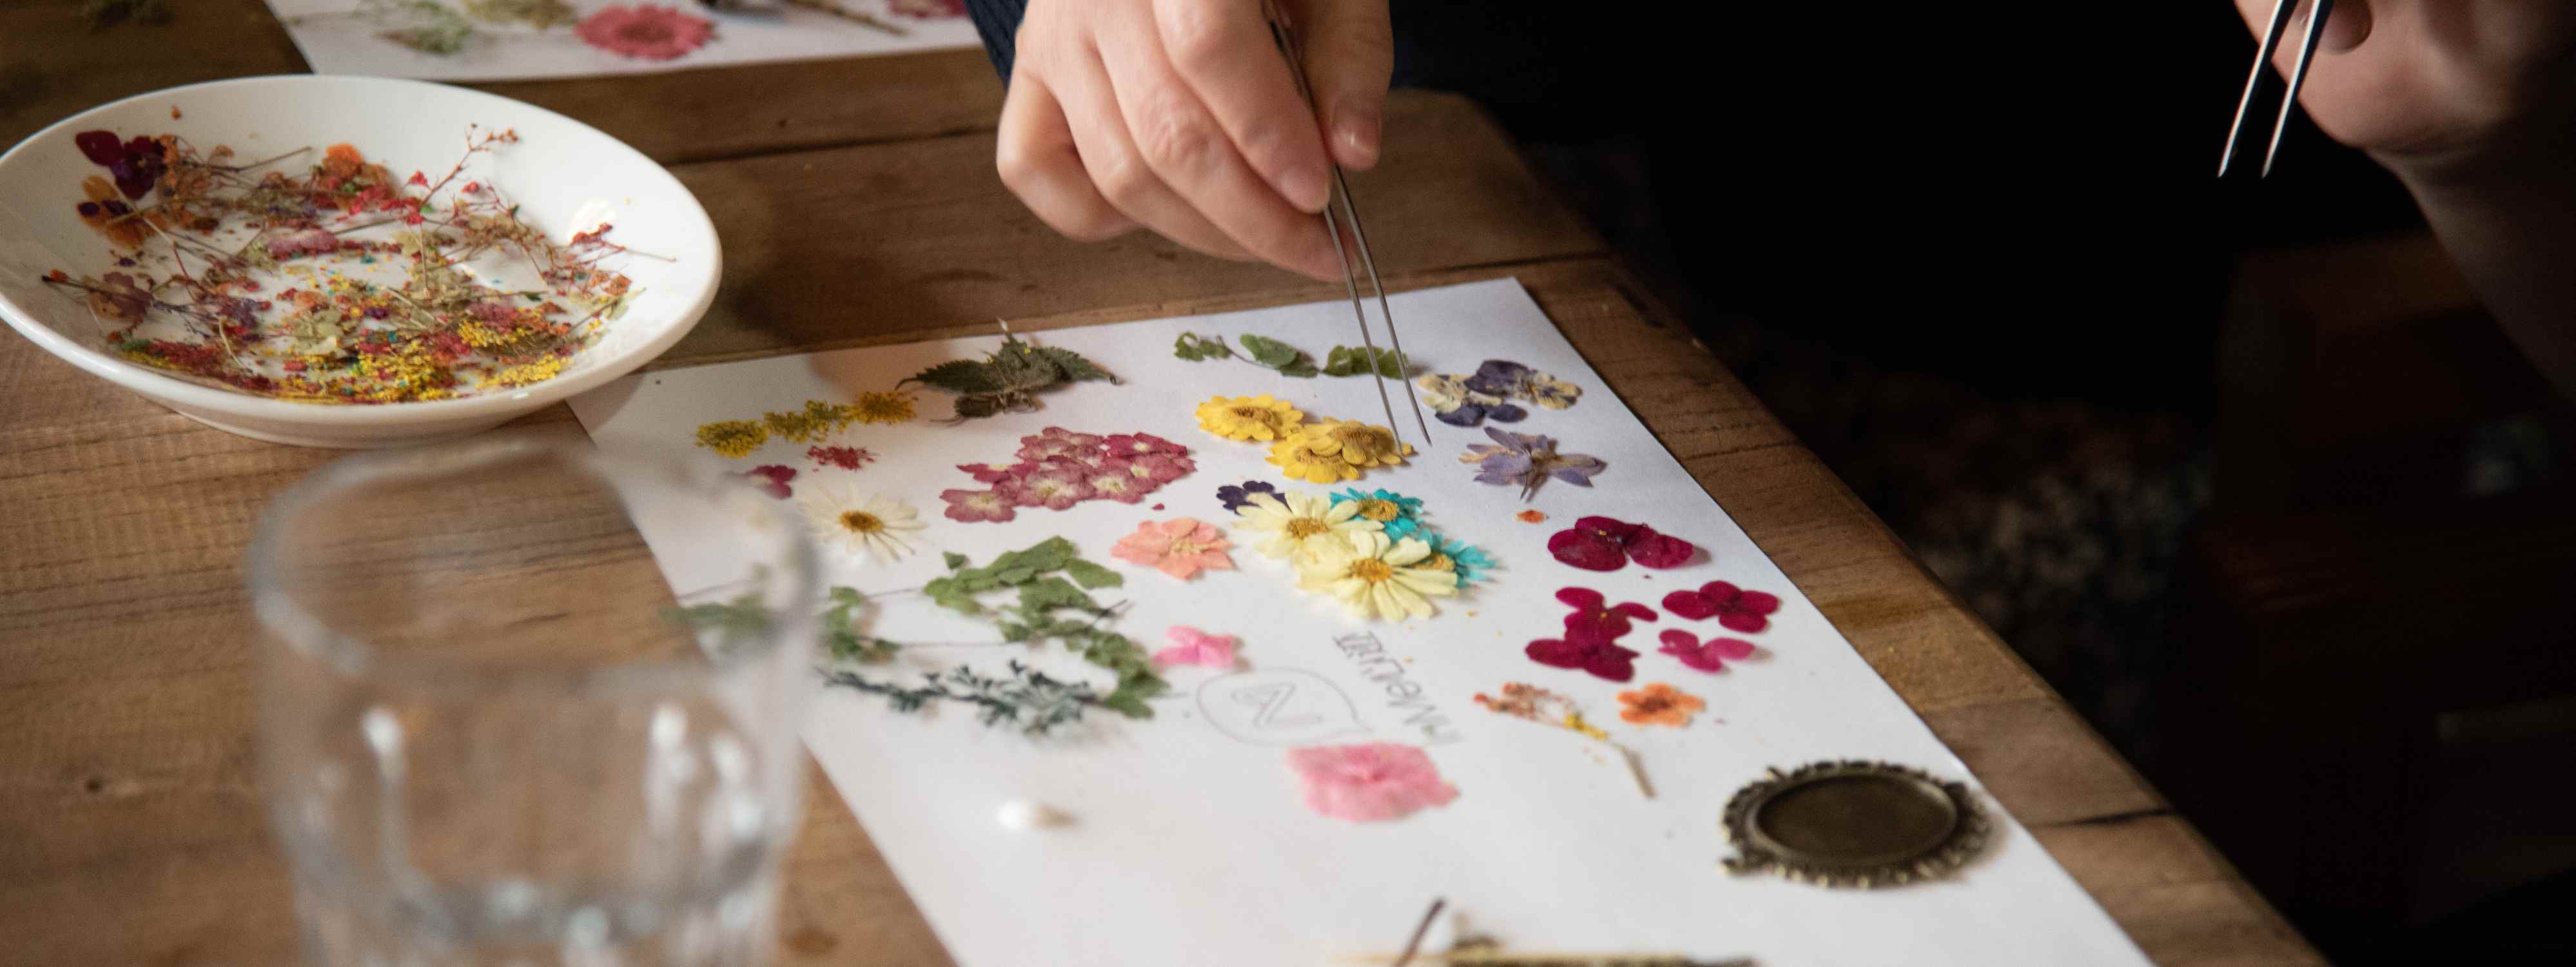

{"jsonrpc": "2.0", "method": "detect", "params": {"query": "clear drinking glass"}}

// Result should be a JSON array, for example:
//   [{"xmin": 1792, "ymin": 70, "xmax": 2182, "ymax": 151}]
[{"xmin": 248, "ymin": 430, "xmax": 817, "ymax": 967}]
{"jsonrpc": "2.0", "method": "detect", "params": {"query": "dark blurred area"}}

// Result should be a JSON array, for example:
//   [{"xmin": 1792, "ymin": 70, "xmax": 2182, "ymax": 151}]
[{"xmin": 1393, "ymin": 3, "xmax": 2576, "ymax": 964}]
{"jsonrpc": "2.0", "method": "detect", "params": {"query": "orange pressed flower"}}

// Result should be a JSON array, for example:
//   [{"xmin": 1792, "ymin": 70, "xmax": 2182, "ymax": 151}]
[{"xmin": 1616, "ymin": 683, "xmax": 1704, "ymax": 727}]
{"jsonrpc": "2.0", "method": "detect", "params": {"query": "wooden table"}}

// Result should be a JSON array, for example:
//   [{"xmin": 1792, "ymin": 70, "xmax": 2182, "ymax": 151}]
[{"xmin": 0, "ymin": 5, "xmax": 2324, "ymax": 964}]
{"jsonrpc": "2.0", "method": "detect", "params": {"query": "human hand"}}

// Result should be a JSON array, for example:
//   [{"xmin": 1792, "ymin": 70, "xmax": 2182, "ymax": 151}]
[
  {"xmin": 995, "ymin": 0, "xmax": 1392, "ymax": 280},
  {"xmin": 2235, "ymin": 0, "xmax": 2576, "ymax": 183}
]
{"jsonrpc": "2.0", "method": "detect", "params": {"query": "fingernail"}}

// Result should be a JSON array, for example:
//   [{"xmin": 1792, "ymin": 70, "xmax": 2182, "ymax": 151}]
[
  {"xmin": 1282, "ymin": 164, "xmax": 1330, "ymax": 213},
  {"xmin": 1334, "ymin": 100, "xmax": 1381, "ymax": 169}
]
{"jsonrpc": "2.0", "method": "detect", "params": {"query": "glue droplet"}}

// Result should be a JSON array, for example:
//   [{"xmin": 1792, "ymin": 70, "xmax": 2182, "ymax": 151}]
[{"xmin": 996, "ymin": 801, "xmax": 1070, "ymax": 830}]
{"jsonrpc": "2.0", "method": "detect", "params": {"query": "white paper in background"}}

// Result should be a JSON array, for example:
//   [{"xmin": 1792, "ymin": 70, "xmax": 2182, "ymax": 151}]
[
  {"xmin": 261, "ymin": 0, "xmax": 979, "ymax": 82},
  {"xmin": 569, "ymin": 278, "xmax": 2151, "ymax": 967}
]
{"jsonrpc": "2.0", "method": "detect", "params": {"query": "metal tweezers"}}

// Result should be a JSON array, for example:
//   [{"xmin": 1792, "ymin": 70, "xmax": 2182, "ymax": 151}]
[
  {"xmin": 1263, "ymin": 0, "xmax": 1435, "ymax": 452},
  {"xmin": 2218, "ymin": 0, "xmax": 2335, "ymax": 177}
]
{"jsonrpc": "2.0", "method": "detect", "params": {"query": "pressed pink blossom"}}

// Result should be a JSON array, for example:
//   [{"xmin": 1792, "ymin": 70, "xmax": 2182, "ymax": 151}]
[
  {"xmin": 957, "ymin": 462, "xmax": 1019, "ymax": 484},
  {"xmin": 1525, "ymin": 637, "xmax": 1641, "ymax": 681},
  {"xmin": 1084, "ymin": 465, "xmax": 1149, "ymax": 503},
  {"xmin": 1285, "ymin": 743, "xmax": 1458, "ymax": 822},
  {"xmin": 939, "ymin": 487, "xmax": 1016, "ymax": 523},
  {"xmin": 1153, "ymin": 626, "xmax": 1238, "ymax": 668},
  {"xmin": 1556, "ymin": 587, "xmax": 1657, "ymax": 644},
  {"xmin": 1012, "ymin": 468, "xmax": 1094, "ymax": 510},
  {"xmin": 1548, "ymin": 515, "xmax": 1699, "ymax": 571},
  {"xmin": 1661, "ymin": 581, "xmax": 1781, "ymax": 632},
  {"xmin": 1111, "ymin": 518, "xmax": 1236, "ymax": 580},
  {"xmin": 1102, "ymin": 431, "xmax": 1187, "ymax": 457},
  {"xmin": 807, "ymin": 445, "xmax": 873, "ymax": 471},
  {"xmin": 1658, "ymin": 629, "xmax": 1757, "ymax": 672},
  {"xmin": 574, "ymin": 5, "xmax": 714, "ymax": 61},
  {"xmin": 1118, "ymin": 451, "xmax": 1194, "ymax": 484}
]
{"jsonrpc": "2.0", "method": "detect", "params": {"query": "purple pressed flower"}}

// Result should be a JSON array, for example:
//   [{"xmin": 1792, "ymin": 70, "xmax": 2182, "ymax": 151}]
[
  {"xmin": 1215, "ymin": 479, "xmax": 1280, "ymax": 513},
  {"xmin": 1459, "ymin": 427, "xmax": 1605, "ymax": 502},
  {"xmin": 1463, "ymin": 359, "xmax": 1533, "ymax": 398}
]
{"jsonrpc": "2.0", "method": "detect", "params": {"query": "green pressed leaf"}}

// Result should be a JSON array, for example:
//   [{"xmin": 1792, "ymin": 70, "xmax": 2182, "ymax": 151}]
[
  {"xmin": 948, "ymin": 393, "xmax": 1008, "ymax": 420},
  {"xmin": 1173, "ymin": 332, "xmax": 1231, "ymax": 362},
  {"xmin": 1274, "ymin": 357, "xmax": 1319, "ymax": 378},
  {"xmin": 904, "ymin": 359, "xmax": 1009, "ymax": 395},
  {"xmin": 1238, "ymin": 333, "xmax": 1303, "ymax": 367},
  {"xmin": 1060, "ymin": 558, "xmax": 1123, "ymax": 589},
  {"xmin": 942, "ymin": 552, "xmax": 968, "ymax": 571},
  {"xmin": 1323, "ymin": 346, "xmax": 1407, "ymax": 378},
  {"xmin": 990, "ymin": 566, "xmax": 1039, "ymax": 586},
  {"xmin": 1017, "ymin": 576, "xmax": 1097, "ymax": 612},
  {"xmin": 1033, "ymin": 346, "xmax": 1117, "ymax": 383},
  {"xmin": 1097, "ymin": 690, "xmax": 1153, "ymax": 719},
  {"xmin": 1009, "ymin": 536, "xmax": 1077, "ymax": 573}
]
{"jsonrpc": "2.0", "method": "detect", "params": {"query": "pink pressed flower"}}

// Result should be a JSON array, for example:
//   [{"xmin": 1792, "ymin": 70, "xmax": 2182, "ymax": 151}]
[
  {"xmin": 1661, "ymin": 581, "xmax": 1781, "ymax": 632},
  {"xmin": 1659, "ymin": 629, "xmax": 1757, "ymax": 672},
  {"xmin": 1111, "ymin": 518, "xmax": 1236, "ymax": 580},
  {"xmin": 1285, "ymin": 743, "xmax": 1458, "ymax": 822},
  {"xmin": 1556, "ymin": 587, "xmax": 1657, "ymax": 644},
  {"xmin": 1103, "ymin": 431, "xmax": 1187, "ymax": 457},
  {"xmin": 574, "ymin": 5, "xmax": 714, "ymax": 61},
  {"xmin": 1015, "ymin": 427, "xmax": 1102, "ymax": 463},
  {"xmin": 1013, "ymin": 469, "xmax": 1095, "ymax": 511},
  {"xmin": 737, "ymin": 465, "xmax": 794, "ymax": 499},
  {"xmin": 1547, "ymin": 515, "xmax": 1700, "ymax": 571},
  {"xmin": 1625, "ymin": 527, "xmax": 1697, "ymax": 569},
  {"xmin": 1084, "ymin": 465, "xmax": 1149, "ymax": 503},
  {"xmin": 1122, "ymin": 451, "xmax": 1194, "ymax": 485},
  {"xmin": 957, "ymin": 462, "xmax": 1019, "ymax": 484},
  {"xmin": 939, "ymin": 487, "xmax": 1016, "ymax": 523},
  {"xmin": 1153, "ymin": 625, "xmax": 1238, "ymax": 668}
]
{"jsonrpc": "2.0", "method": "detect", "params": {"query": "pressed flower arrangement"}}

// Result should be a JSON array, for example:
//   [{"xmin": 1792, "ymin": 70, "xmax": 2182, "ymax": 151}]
[{"xmin": 1224, "ymin": 482, "xmax": 1498, "ymax": 620}]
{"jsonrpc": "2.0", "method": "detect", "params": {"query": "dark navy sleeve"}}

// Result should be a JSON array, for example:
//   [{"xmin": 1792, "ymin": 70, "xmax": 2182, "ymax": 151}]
[{"xmin": 962, "ymin": 0, "xmax": 1029, "ymax": 81}]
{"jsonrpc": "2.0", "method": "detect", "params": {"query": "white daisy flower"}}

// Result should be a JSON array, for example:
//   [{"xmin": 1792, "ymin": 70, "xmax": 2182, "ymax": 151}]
[{"xmin": 796, "ymin": 485, "xmax": 925, "ymax": 563}]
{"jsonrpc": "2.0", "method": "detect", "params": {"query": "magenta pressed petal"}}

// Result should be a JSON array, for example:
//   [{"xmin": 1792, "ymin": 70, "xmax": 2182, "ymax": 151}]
[
  {"xmin": 1554, "ymin": 587, "xmax": 1605, "ymax": 609},
  {"xmin": 1525, "ymin": 639, "xmax": 1584, "ymax": 669},
  {"xmin": 1735, "ymin": 591, "xmax": 1782, "ymax": 615},
  {"xmin": 1710, "ymin": 638, "xmax": 1758, "ymax": 659},
  {"xmin": 75, "ymin": 130, "xmax": 124, "ymax": 166},
  {"xmin": 1661, "ymin": 590, "xmax": 1721, "ymax": 620},
  {"xmin": 1614, "ymin": 602, "xmax": 1658, "ymax": 621},
  {"xmin": 1626, "ymin": 529, "xmax": 1698, "ymax": 569},
  {"xmin": 1717, "ymin": 611, "xmax": 1769, "ymax": 634},
  {"xmin": 1699, "ymin": 580, "xmax": 1742, "ymax": 601},
  {"xmin": 1547, "ymin": 530, "xmax": 1627, "ymax": 571}
]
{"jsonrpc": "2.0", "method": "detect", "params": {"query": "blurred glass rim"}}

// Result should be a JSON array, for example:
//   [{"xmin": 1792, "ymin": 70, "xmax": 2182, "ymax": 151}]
[{"xmin": 244, "ymin": 431, "xmax": 817, "ymax": 694}]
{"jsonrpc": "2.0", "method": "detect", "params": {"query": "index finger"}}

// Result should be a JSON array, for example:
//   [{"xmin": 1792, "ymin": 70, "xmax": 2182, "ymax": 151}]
[{"xmin": 1153, "ymin": 0, "xmax": 1334, "ymax": 213}]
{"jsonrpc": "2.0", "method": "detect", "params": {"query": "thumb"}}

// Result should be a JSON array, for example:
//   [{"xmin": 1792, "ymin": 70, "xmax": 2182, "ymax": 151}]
[{"xmin": 1293, "ymin": 0, "xmax": 1394, "ymax": 170}]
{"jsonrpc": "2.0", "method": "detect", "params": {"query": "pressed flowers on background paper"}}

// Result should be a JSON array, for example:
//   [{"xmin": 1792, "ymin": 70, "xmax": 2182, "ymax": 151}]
[
  {"xmin": 1234, "ymin": 491, "xmax": 1378, "ymax": 560},
  {"xmin": 1111, "ymin": 518, "xmax": 1236, "ymax": 580},
  {"xmin": 1285, "ymin": 743, "xmax": 1458, "ymax": 822},
  {"xmin": 1294, "ymin": 531, "xmax": 1458, "ymax": 621},
  {"xmin": 1329, "ymin": 487, "xmax": 1424, "ymax": 538},
  {"xmin": 1556, "ymin": 587, "xmax": 1659, "ymax": 643},
  {"xmin": 738, "ymin": 464, "xmax": 795, "ymax": 499},
  {"xmin": 796, "ymin": 487, "xmax": 924, "ymax": 563},
  {"xmin": 1196, "ymin": 394, "xmax": 1306, "ymax": 442},
  {"xmin": 1617, "ymin": 683, "xmax": 1704, "ymax": 727},
  {"xmin": 574, "ymin": 5, "xmax": 715, "ymax": 61}
]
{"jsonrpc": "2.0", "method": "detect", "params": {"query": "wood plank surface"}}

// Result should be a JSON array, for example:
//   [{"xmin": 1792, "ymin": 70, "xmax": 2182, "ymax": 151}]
[{"xmin": 0, "ymin": 17, "xmax": 2320, "ymax": 966}]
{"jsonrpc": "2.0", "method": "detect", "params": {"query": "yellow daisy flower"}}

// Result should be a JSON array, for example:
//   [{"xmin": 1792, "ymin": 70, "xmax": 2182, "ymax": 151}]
[
  {"xmin": 1294, "ymin": 530, "xmax": 1459, "ymax": 621},
  {"xmin": 1196, "ymin": 394, "xmax": 1306, "ymax": 442},
  {"xmin": 1234, "ymin": 491, "xmax": 1380, "ymax": 560},
  {"xmin": 1309, "ymin": 419, "xmax": 1413, "ymax": 469}
]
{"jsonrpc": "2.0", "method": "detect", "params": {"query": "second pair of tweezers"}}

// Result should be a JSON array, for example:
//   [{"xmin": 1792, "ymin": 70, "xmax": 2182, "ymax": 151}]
[
  {"xmin": 1263, "ymin": 0, "xmax": 1435, "ymax": 453},
  {"xmin": 2218, "ymin": 0, "xmax": 2337, "ymax": 177}
]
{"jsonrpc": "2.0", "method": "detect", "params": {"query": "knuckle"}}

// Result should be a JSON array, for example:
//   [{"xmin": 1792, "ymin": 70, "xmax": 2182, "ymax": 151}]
[
  {"xmin": 1158, "ymin": 6, "xmax": 1230, "ymax": 73},
  {"xmin": 1093, "ymin": 148, "xmax": 1158, "ymax": 204},
  {"xmin": 1134, "ymin": 100, "xmax": 1221, "ymax": 173}
]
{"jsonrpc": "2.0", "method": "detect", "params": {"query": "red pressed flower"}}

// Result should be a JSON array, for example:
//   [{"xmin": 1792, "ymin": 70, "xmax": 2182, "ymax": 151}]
[
  {"xmin": 407, "ymin": 171, "xmax": 429, "ymax": 187},
  {"xmin": 1525, "ymin": 638, "xmax": 1639, "ymax": 681},
  {"xmin": 1547, "ymin": 515, "xmax": 1699, "ymax": 571},
  {"xmin": 808, "ymin": 445, "xmax": 873, "ymax": 471},
  {"xmin": 1658, "ymin": 629, "xmax": 1757, "ymax": 672},
  {"xmin": 1556, "ymin": 587, "xmax": 1657, "ymax": 644},
  {"xmin": 1661, "ymin": 580, "xmax": 1781, "ymax": 633}
]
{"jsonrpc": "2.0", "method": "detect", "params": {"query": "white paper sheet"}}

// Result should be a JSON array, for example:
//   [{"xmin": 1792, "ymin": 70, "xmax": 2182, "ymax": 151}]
[
  {"xmin": 569, "ymin": 278, "xmax": 2151, "ymax": 966},
  {"xmin": 264, "ymin": 0, "xmax": 979, "ymax": 82}
]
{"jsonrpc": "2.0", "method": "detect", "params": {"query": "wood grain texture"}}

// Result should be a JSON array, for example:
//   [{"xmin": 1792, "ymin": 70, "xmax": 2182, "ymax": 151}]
[{"xmin": 0, "ymin": 32, "xmax": 2317, "ymax": 967}]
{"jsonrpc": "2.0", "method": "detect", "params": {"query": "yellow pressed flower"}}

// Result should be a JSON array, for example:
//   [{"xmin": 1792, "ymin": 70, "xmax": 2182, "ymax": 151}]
[
  {"xmin": 1267, "ymin": 429, "xmax": 1362, "ymax": 484},
  {"xmin": 1294, "ymin": 530, "xmax": 1458, "ymax": 621},
  {"xmin": 694, "ymin": 419, "xmax": 768, "ymax": 458},
  {"xmin": 1309, "ymin": 418, "xmax": 1412, "ymax": 469},
  {"xmin": 851, "ymin": 390, "xmax": 916, "ymax": 425},
  {"xmin": 763, "ymin": 407, "xmax": 827, "ymax": 443},
  {"xmin": 1233, "ymin": 491, "xmax": 1379, "ymax": 560},
  {"xmin": 1196, "ymin": 394, "xmax": 1305, "ymax": 442}
]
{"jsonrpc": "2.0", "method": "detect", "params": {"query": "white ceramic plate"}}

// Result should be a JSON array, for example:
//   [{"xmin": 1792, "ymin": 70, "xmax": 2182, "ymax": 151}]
[{"xmin": 0, "ymin": 75, "xmax": 720, "ymax": 447}]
